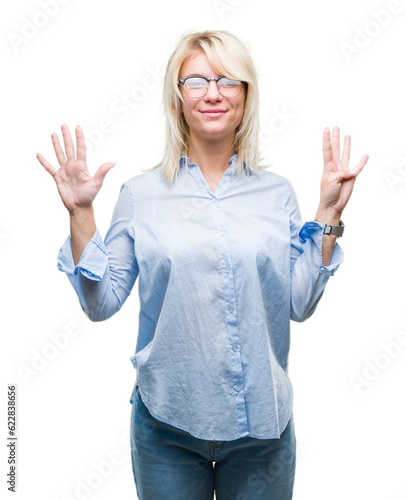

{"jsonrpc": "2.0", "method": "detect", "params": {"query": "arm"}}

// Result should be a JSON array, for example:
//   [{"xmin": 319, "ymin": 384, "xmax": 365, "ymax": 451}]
[
  {"xmin": 314, "ymin": 209, "xmax": 340, "ymax": 267},
  {"xmin": 314, "ymin": 126, "xmax": 369, "ymax": 266},
  {"xmin": 37, "ymin": 123, "xmax": 136, "ymax": 321},
  {"xmin": 37, "ymin": 123, "xmax": 116, "ymax": 265},
  {"xmin": 70, "ymin": 205, "xmax": 96, "ymax": 266},
  {"xmin": 57, "ymin": 182, "xmax": 139, "ymax": 321},
  {"xmin": 288, "ymin": 125, "xmax": 369, "ymax": 322},
  {"xmin": 286, "ymin": 184, "xmax": 343, "ymax": 323}
]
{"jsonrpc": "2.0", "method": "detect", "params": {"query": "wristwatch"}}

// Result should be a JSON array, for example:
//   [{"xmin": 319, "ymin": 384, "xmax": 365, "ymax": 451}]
[{"xmin": 316, "ymin": 220, "xmax": 345, "ymax": 237}]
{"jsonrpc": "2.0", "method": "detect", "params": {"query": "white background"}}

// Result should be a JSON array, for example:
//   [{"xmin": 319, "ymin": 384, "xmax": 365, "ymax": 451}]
[{"xmin": 1, "ymin": 0, "xmax": 405, "ymax": 499}]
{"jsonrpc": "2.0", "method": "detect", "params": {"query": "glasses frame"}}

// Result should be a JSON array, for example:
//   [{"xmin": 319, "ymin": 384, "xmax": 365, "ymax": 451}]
[{"xmin": 178, "ymin": 75, "xmax": 245, "ymax": 99}]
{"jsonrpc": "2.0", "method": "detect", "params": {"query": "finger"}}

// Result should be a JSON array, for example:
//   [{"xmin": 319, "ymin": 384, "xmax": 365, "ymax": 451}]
[
  {"xmin": 322, "ymin": 127, "xmax": 333, "ymax": 167},
  {"xmin": 36, "ymin": 152, "xmax": 57, "ymax": 177},
  {"xmin": 75, "ymin": 125, "xmax": 86, "ymax": 162},
  {"xmin": 341, "ymin": 135, "xmax": 351, "ymax": 170},
  {"xmin": 51, "ymin": 132, "xmax": 67, "ymax": 166},
  {"xmin": 93, "ymin": 162, "xmax": 117, "ymax": 186},
  {"xmin": 61, "ymin": 123, "xmax": 76, "ymax": 161},
  {"xmin": 330, "ymin": 169, "xmax": 356, "ymax": 183},
  {"xmin": 332, "ymin": 126, "xmax": 341, "ymax": 166},
  {"xmin": 350, "ymin": 154, "xmax": 369, "ymax": 176}
]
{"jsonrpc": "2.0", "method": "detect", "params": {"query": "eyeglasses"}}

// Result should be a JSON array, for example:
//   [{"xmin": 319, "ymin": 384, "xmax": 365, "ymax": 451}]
[{"xmin": 178, "ymin": 75, "xmax": 245, "ymax": 99}]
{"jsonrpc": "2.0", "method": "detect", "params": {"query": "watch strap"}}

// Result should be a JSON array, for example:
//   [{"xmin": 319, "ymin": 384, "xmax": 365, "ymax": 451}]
[{"xmin": 321, "ymin": 220, "xmax": 344, "ymax": 237}]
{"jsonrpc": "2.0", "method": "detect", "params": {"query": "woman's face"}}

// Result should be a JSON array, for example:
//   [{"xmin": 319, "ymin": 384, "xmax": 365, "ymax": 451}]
[{"xmin": 179, "ymin": 50, "xmax": 246, "ymax": 145}]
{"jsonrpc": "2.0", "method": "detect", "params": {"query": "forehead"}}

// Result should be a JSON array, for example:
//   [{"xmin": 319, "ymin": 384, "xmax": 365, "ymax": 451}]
[{"xmin": 180, "ymin": 50, "xmax": 220, "ymax": 78}]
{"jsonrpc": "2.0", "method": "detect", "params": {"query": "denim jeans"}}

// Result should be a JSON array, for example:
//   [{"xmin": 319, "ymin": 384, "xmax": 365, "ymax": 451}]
[{"xmin": 130, "ymin": 384, "xmax": 296, "ymax": 499}]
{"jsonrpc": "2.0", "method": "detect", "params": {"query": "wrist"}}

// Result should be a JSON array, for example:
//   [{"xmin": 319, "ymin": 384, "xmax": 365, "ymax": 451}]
[
  {"xmin": 315, "ymin": 207, "xmax": 342, "ymax": 226},
  {"xmin": 69, "ymin": 205, "xmax": 94, "ymax": 219}
]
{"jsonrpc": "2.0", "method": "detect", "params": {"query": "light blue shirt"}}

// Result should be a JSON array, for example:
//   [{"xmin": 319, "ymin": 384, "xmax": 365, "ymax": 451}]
[{"xmin": 57, "ymin": 154, "xmax": 343, "ymax": 441}]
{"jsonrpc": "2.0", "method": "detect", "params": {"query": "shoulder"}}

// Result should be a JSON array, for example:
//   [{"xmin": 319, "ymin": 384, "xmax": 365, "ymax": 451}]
[
  {"xmin": 120, "ymin": 165, "xmax": 167, "ymax": 197},
  {"xmin": 252, "ymin": 167, "xmax": 295, "ymax": 193},
  {"xmin": 248, "ymin": 168, "xmax": 299, "ymax": 215}
]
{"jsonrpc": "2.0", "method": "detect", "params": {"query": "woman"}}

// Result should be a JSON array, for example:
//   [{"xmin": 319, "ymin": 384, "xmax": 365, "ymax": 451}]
[{"xmin": 37, "ymin": 30, "xmax": 368, "ymax": 500}]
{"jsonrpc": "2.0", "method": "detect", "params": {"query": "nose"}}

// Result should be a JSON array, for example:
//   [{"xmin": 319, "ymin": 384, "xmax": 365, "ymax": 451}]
[{"xmin": 204, "ymin": 80, "xmax": 223, "ymax": 102}]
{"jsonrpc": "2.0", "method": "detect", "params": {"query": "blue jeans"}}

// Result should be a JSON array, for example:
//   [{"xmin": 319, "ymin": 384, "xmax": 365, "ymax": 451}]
[{"xmin": 130, "ymin": 384, "xmax": 296, "ymax": 499}]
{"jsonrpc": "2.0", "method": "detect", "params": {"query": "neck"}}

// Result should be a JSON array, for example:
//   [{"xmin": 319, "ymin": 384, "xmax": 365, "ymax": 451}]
[{"xmin": 187, "ymin": 133, "xmax": 236, "ymax": 175}]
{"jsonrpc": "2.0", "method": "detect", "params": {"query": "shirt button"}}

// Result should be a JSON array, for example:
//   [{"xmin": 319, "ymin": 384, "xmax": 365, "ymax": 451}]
[
  {"xmin": 235, "ymin": 385, "xmax": 241, "ymax": 392},
  {"xmin": 232, "ymin": 345, "xmax": 237, "ymax": 352},
  {"xmin": 224, "ymin": 267, "xmax": 229, "ymax": 273},
  {"xmin": 220, "ymin": 231, "xmax": 225, "ymax": 237},
  {"xmin": 228, "ymin": 307, "xmax": 233, "ymax": 313},
  {"xmin": 211, "ymin": 198, "xmax": 216, "ymax": 203}
]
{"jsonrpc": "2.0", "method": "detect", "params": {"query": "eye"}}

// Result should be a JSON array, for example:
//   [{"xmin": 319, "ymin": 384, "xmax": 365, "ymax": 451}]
[
  {"xmin": 218, "ymin": 78, "xmax": 242, "ymax": 88},
  {"xmin": 185, "ymin": 77, "xmax": 207, "ymax": 88}
]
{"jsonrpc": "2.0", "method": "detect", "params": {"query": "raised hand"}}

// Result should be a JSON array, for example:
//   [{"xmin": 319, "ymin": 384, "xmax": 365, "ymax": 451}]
[
  {"xmin": 317, "ymin": 126, "xmax": 369, "ymax": 221},
  {"xmin": 36, "ymin": 124, "xmax": 116, "ymax": 214}
]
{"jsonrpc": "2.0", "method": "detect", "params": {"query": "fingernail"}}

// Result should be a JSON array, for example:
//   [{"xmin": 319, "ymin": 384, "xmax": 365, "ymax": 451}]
[{"xmin": 350, "ymin": 169, "xmax": 357, "ymax": 174}]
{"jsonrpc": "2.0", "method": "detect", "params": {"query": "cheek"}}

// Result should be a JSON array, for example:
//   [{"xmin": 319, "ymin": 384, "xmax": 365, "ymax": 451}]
[
  {"xmin": 234, "ymin": 101, "xmax": 245, "ymax": 121},
  {"xmin": 183, "ymin": 105, "xmax": 200, "ymax": 127},
  {"xmin": 182, "ymin": 101, "xmax": 195, "ymax": 116}
]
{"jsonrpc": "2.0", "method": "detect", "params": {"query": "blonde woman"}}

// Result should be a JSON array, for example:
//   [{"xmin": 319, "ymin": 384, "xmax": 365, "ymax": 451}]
[{"xmin": 37, "ymin": 30, "xmax": 368, "ymax": 500}]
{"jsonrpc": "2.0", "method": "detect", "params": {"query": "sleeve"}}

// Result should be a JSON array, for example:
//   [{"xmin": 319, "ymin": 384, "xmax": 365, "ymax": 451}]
[
  {"xmin": 284, "ymin": 181, "xmax": 344, "ymax": 323},
  {"xmin": 56, "ymin": 181, "xmax": 139, "ymax": 322}
]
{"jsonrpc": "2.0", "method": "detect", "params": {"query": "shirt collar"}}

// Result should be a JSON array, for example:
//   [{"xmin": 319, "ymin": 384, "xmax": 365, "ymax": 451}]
[{"xmin": 180, "ymin": 154, "xmax": 239, "ymax": 173}]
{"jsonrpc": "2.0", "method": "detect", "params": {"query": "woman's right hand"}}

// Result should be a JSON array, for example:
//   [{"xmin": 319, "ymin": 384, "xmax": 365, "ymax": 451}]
[{"xmin": 36, "ymin": 123, "xmax": 116, "ymax": 214}]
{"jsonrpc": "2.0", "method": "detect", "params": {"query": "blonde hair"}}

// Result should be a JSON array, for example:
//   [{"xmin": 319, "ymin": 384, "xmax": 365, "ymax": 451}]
[{"xmin": 142, "ymin": 29, "xmax": 268, "ymax": 183}]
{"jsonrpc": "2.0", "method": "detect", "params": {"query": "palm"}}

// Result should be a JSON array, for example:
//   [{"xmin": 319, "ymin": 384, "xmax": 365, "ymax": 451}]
[
  {"xmin": 53, "ymin": 158, "xmax": 102, "ymax": 212},
  {"xmin": 319, "ymin": 127, "xmax": 368, "ymax": 216},
  {"xmin": 37, "ymin": 124, "xmax": 115, "ymax": 213}
]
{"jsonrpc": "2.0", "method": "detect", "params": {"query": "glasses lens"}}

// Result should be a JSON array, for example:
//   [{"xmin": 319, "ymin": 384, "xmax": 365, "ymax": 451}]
[
  {"xmin": 218, "ymin": 78, "xmax": 243, "ymax": 97},
  {"xmin": 184, "ymin": 77, "xmax": 208, "ymax": 98}
]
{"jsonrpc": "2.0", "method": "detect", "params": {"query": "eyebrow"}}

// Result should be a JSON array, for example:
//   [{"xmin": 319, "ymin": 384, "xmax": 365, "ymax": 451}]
[{"xmin": 182, "ymin": 74, "xmax": 222, "ymax": 79}]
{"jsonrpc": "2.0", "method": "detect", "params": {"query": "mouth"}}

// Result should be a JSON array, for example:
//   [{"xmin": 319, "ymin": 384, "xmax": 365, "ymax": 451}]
[{"xmin": 200, "ymin": 109, "xmax": 227, "ymax": 117}]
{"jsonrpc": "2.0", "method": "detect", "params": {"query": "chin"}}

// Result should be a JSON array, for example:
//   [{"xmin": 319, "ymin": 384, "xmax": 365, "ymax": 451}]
[{"xmin": 199, "ymin": 124, "xmax": 230, "ymax": 136}]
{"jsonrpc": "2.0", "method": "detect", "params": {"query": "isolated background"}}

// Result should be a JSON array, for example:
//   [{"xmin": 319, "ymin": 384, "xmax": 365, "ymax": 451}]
[{"xmin": 1, "ymin": 0, "xmax": 405, "ymax": 499}]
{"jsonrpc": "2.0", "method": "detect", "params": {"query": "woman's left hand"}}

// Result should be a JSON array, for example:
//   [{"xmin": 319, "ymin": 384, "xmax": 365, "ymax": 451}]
[{"xmin": 316, "ymin": 126, "xmax": 369, "ymax": 222}]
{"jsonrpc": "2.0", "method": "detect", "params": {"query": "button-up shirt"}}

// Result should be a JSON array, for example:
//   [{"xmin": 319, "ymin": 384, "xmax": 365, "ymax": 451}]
[{"xmin": 57, "ymin": 154, "xmax": 343, "ymax": 441}]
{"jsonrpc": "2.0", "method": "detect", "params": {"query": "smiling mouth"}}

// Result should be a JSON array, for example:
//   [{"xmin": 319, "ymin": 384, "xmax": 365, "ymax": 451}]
[{"xmin": 201, "ymin": 110, "xmax": 227, "ymax": 115}]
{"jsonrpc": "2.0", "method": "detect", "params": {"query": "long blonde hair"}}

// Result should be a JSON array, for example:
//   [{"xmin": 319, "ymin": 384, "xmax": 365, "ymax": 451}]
[{"xmin": 142, "ymin": 29, "xmax": 268, "ymax": 183}]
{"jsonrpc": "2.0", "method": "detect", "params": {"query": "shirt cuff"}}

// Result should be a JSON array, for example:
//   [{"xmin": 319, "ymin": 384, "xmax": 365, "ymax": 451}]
[
  {"xmin": 298, "ymin": 221, "xmax": 344, "ymax": 275},
  {"xmin": 57, "ymin": 228, "xmax": 108, "ymax": 281}
]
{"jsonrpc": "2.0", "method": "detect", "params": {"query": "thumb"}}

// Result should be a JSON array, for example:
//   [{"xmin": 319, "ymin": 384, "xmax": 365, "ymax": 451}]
[
  {"xmin": 94, "ymin": 162, "xmax": 117, "ymax": 185},
  {"xmin": 330, "ymin": 170, "xmax": 356, "ymax": 183}
]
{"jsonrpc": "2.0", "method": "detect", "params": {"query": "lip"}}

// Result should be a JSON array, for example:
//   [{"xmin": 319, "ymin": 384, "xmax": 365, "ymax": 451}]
[{"xmin": 200, "ymin": 109, "xmax": 227, "ymax": 116}]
